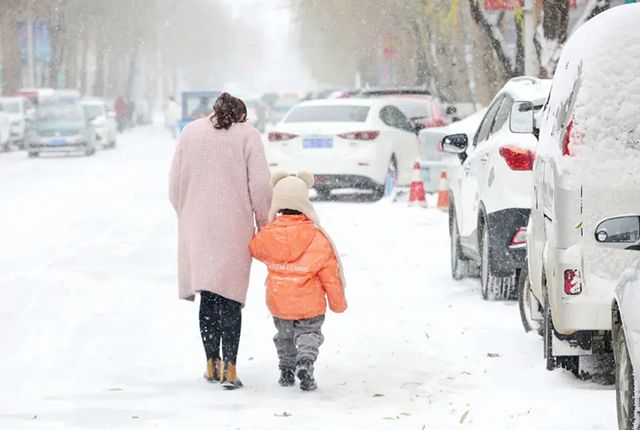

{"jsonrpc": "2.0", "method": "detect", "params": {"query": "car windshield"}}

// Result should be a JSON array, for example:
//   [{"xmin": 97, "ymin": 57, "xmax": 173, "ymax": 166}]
[
  {"xmin": 82, "ymin": 104, "xmax": 105, "ymax": 120},
  {"xmin": 284, "ymin": 105, "xmax": 370, "ymax": 123},
  {"xmin": 36, "ymin": 104, "xmax": 85, "ymax": 122},
  {"xmin": 0, "ymin": 100, "xmax": 20, "ymax": 114}
]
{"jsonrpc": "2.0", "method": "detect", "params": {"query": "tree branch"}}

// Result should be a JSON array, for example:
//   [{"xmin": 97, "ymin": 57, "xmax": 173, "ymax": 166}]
[{"xmin": 467, "ymin": 0, "xmax": 514, "ymax": 78}]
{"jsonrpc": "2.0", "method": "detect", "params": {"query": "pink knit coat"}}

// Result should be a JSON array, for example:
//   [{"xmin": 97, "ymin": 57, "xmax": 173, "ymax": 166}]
[{"xmin": 169, "ymin": 118, "xmax": 272, "ymax": 303}]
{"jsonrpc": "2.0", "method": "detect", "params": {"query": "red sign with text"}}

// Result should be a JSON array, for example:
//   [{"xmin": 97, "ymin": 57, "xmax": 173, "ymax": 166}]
[{"xmin": 484, "ymin": 0, "xmax": 576, "ymax": 9}]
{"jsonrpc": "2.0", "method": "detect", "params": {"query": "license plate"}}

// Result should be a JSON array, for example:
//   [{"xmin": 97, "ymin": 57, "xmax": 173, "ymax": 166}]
[
  {"xmin": 50, "ymin": 138, "xmax": 67, "ymax": 146},
  {"xmin": 303, "ymin": 137, "xmax": 333, "ymax": 149}
]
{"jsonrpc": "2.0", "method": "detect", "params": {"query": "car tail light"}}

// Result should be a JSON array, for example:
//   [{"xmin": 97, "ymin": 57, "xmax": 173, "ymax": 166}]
[
  {"xmin": 561, "ymin": 117, "xmax": 583, "ymax": 156},
  {"xmin": 499, "ymin": 145, "xmax": 535, "ymax": 170},
  {"xmin": 268, "ymin": 132, "xmax": 297, "ymax": 142},
  {"xmin": 338, "ymin": 131, "xmax": 380, "ymax": 140},
  {"xmin": 509, "ymin": 227, "xmax": 527, "ymax": 248},
  {"xmin": 564, "ymin": 269, "xmax": 582, "ymax": 295}
]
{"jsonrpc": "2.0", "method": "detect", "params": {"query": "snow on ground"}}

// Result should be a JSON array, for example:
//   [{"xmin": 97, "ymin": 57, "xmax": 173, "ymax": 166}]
[{"xmin": 0, "ymin": 125, "xmax": 616, "ymax": 429}]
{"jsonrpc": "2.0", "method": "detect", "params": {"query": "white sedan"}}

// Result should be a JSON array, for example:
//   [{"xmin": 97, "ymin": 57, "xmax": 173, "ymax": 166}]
[
  {"xmin": 266, "ymin": 98, "xmax": 421, "ymax": 198},
  {"xmin": 81, "ymin": 99, "xmax": 117, "ymax": 149}
]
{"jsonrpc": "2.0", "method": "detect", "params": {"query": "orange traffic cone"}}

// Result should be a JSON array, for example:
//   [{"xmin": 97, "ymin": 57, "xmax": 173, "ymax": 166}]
[
  {"xmin": 437, "ymin": 170, "xmax": 449, "ymax": 211},
  {"xmin": 409, "ymin": 162, "xmax": 427, "ymax": 207}
]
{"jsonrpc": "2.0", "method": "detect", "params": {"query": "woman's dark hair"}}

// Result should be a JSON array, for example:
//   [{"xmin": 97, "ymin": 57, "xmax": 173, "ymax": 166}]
[
  {"xmin": 210, "ymin": 92, "xmax": 247, "ymax": 130},
  {"xmin": 279, "ymin": 209, "xmax": 302, "ymax": 216}
]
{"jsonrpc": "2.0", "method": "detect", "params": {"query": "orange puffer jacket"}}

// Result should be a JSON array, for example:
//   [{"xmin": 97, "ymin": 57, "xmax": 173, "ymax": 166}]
[{"xmin": 249, "ymin": 215, "xmax": 347, "ymax": 320}]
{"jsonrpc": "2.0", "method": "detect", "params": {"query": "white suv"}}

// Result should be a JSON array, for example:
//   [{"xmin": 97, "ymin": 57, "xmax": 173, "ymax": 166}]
[
  {"xmin": 443, "ymin": 77, "xmax": 551, "ymax": 300},
  {"xmin": 526, "ymin": 4, "xmax": 640, "ymax": 375}
]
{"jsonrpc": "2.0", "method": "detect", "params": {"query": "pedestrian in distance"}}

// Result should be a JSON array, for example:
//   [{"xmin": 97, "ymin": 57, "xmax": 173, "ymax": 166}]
[
  {"xmin": 250, "ymin": 172, "xmax": 347, "ymax": 391},
  {"xmin": 169, "ymin": 92, "xmax": 272, "ymax": 390},
  {"xmin": 114, "ymin": 96, "xmax": 128, "ymax": 132}
]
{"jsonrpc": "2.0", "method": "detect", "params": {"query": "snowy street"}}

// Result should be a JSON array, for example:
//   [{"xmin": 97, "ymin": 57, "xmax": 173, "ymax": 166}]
[{"xmin": 0, "ymin": 125, "xmax": 616, "ymax": 429}]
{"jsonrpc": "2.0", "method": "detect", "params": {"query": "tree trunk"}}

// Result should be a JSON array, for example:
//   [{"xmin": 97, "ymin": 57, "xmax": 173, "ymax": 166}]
[
  {"xmin": 0, "ymin": 5, "xmax": 23, "ymax": 94},
  {"xmin": 542, "ymin": 0, "xmax": 569, "ymax": 42},
  {"xmin": 467, "ymin": 0, "xmax": 514, "ymax": 79},
  {"xmin": 93, "ymin": 40, "xmax": 106, "ymax": 97}
]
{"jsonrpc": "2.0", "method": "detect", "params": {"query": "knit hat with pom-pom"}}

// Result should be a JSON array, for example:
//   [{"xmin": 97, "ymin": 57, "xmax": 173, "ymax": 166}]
[{"xmin": 268, "ymin": 171, "xmax": 320, "ymax": 226}]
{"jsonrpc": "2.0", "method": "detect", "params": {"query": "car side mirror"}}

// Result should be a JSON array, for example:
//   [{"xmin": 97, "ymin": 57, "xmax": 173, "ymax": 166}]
[
  {"xmin": 595, "ymin": 216, "xmax": 640, "ymax": 251},
  {"xmin": 510, "ymin": 101, "xmax": 535, "ymax": 134},
  {"xmin": 442, "ymin": 133, "xmax": 468, "ymax": 154},
  {"xmin": 446, "ymin": 106, "xmax": 457, "ymax": 115}
]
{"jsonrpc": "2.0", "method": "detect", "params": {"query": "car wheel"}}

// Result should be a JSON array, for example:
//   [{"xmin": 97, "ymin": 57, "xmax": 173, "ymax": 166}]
[
  {"xmin": 450, "ymin": 208, "xmax": 469, "ymax": 280},
  {"xmin": 85, "ymin": 147, "xmax": 96, "ymax": 156},
  {"xmin": 480, "ymin": 222, "xmax": 516, "ymax": 300},
  {"xmin": 615, "ymin": 312, "xmax": 638, "ymax": 430},
  {"xmin": 28, "ymin": 151, "xmax": 39, "ymax": 158},
  {"xmin": 518, "ymin": 267, "xmax": 542, "ymax": 335},
  {"xmin": 316, "ymin": 187, "xmax": 331, "ymax": 201}
]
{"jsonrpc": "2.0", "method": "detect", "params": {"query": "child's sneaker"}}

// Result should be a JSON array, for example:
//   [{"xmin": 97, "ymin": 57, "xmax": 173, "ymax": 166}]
[
  {"xmin": 296, "ymin": 359, "xmax": 317, "ymax": 391},
  {"xmin": 278, "ymin": 368, "xmax": 295, "ymax": 387}
]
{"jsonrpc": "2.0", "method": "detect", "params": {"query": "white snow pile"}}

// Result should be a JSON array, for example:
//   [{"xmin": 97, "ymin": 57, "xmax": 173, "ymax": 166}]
[{"xmin": 539, "ymin": 4, "xmax": 640, "ymax": 190}]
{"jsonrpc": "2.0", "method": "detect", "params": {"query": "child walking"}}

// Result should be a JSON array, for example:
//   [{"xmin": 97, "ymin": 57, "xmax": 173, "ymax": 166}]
[{"xmin": 250, "ymin": 172, "xmax": 347, "ymax": 391}]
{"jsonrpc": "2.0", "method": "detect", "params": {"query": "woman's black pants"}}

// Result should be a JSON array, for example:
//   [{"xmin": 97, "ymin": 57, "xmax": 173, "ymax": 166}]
[{"xmin": 199, "ymin": 292, "xmax": 242, "ymax": 364}]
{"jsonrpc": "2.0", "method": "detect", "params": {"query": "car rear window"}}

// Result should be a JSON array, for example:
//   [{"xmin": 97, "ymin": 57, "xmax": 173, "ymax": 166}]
[
  {"xmin": 284, "ymin": 105, "xmax": 370, "ymax": 123},
  {"xmin": 397, "ymin": 103, "xmax": 432, "ymax": 120}
]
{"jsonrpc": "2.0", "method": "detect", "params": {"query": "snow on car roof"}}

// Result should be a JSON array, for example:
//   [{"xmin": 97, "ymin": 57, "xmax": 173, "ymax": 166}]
[
  {"xmin": 539, "ymin": 4, "xmax": 640, "ymax": 187},
  {"xmin": 502, "ymin": 77, "xmax": 552, "ymax": 103}
]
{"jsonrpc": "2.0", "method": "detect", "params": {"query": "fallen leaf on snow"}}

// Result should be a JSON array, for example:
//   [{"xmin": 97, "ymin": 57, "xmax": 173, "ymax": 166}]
[
  {"xmin": 400, "ymin": 412, "xmax": 411, "ymax": 416},
  {"xmin": 460, "ymin": 410, "xmax": 470, "ymax": 424},
  {"xmin": 108, "ymin": 388, "xmax": 123, "ymax": 392},
  {"xmin": 372, "ymin": 393, "xmax": 385, "ymax": 397},
  {"xmin": 274, "ymin": 412, "xmax": 292, "ymax": 418},
  {"xmin": 486, "ymin": 353, "xmax": 501, "ymax": 358}
]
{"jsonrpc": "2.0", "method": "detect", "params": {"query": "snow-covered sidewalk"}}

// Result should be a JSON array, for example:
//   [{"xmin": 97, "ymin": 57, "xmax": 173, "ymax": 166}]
[{"xmin": 0, "ymin": 126, "xmax": 615, "ymax": 429}]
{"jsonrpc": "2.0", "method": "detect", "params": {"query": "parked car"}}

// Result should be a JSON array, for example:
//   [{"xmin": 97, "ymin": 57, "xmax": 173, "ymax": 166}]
[
  {"xmin": 179, "ymin": 90, "xmax": 222, "ymax": 131},
  {"xmin": 17, "ymin": 87, "xmax": 55, "ymax": 107},
  {"xmin": 525, "ymin": 4, "xmax": 640, "ymax": 376},
  {"xmin": 418, "ymin": 108, "xmax": 486, "ymax": 193},
  {"xmin": 594, "ymin": 217, "xmax": 640, "ymax": 430},
  {"xmin": 245, "ymin": 97, "xmax": 267, "ymax": 132},
  {"xmin": 26, "ymin": 102, "xmax": 96, "ymax": 157},
  {"xmin": 391, "ymin": 96, "xmax": 447, "ymax": 130},
  {"xmin": 0, "ymin": 96, "xmax": 34, "ymax": 149},
  {"xmin": 442, "ymin": 76, "xmax": 551, "ymax": 299},
  {"xmin": 266, "ymin": 98, "xmax": 421, "ymax": 199},
  {"xmin": 81, "ymin": 99, "xmax": 118, "ymax": 149},
  {"xmin": 267, "ymin": 94, "xmax": 299, "ymax": 126},
  {"xmin": 0, "ymin": 104, "xmax": 11, "ymax": 152}
]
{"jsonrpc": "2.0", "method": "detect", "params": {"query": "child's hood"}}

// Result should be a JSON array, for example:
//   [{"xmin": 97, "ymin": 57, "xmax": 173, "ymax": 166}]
[{"xmin": 250, "ymin": 215, "xmax": 318, "ymax": 263}]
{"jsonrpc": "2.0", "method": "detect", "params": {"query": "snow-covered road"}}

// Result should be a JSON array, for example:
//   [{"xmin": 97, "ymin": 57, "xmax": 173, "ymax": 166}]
[{"xmin": 0, "ymin": 126, "xmax": 615, "ymax": 429}]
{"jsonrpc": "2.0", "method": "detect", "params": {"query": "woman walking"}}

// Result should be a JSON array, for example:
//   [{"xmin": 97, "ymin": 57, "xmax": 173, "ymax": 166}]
[{"xmin": 169, "ymin": 92, "xmax": 272, "ymax": 389}]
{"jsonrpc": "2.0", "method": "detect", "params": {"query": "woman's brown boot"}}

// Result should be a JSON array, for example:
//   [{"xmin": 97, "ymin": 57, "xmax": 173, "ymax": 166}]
[
  {"xmin": 221, "ymin": 362, "xmax": 243, "ymax": 390},
  {"xmin": 203, "ymin": 358, "xmax": 223, "ymax": 382}
]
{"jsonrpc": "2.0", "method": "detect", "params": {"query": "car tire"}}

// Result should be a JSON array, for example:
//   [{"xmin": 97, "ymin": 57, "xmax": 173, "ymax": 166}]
[
  {"xmin": 614, "ymin": 311, "xmax": 639, "ymax": 430},
  {"xmin": 450, "ymin": 207, "xmax": 470, "ymax": 280},
  {"xmin": 85, "ymin": 147, "xmax": 96, "ymax": 156},
  {"xmin": 316, "ymin": 187, "xmax": 331, "ymax": 201},
  {"xmin": 480, "ymin": 222, "xmax": 516, "ymax": 300},
  {"xmin": 28, "ymin": 151, "xmax": 39, "ymax": 158},
  {"xmin": 518, "ymin": 267, "xmax": 542, "ymax": 335}
]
